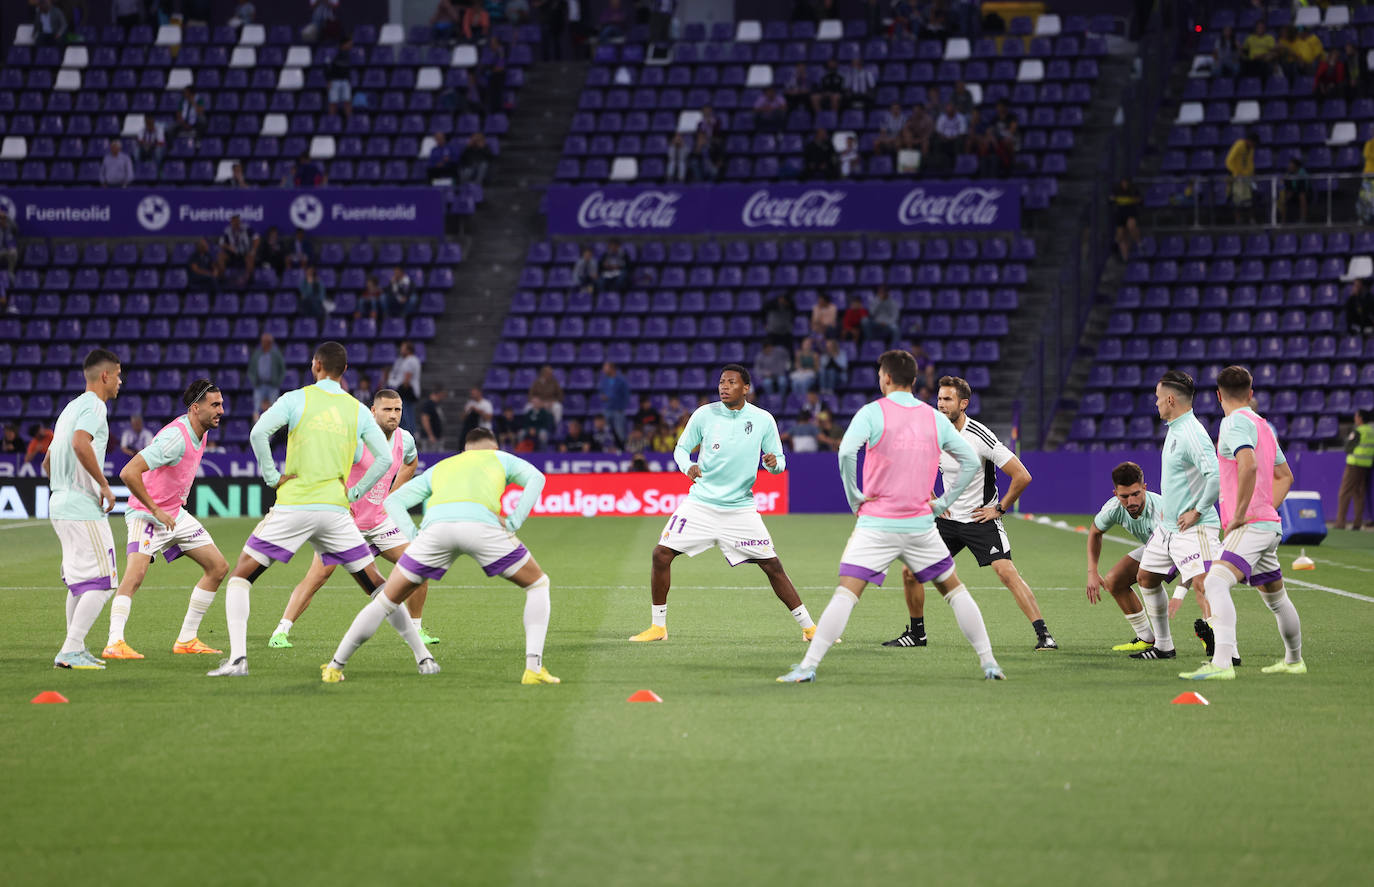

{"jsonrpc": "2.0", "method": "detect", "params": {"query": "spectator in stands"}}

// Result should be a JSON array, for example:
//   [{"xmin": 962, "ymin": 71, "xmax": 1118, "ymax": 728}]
[
  {"xmin": 560, "ymin": 418, "xmax": 596, "ymax": 452},
  {"xmin": 459, "ymin": 132, "xmax": 494, "ymax": 184},
  {"xmin": 216, "ymin": 213, "xmax": 259, "ymax": 284},
  {"xmin": 842, "ymin": 57, "xmax": 877, "ymax": 110},
  {"xmin": 661, "ymin": 395, "xmax": 686, "ymax": 428},
  {"xmin": 818, "ymin": 338, "xmax": 848, "ymax": 395},
  {"xmin": 839, "ymin": 135, "xmax": 861, "ymax": 178},
  {"xmin": 533, "ymin": 0, "xmax": 568, "ymax": 60},
  {"xmin": 1240, "ymin": 20, "xmax": 1276, "ymax": 78},
  {"xmin": 600, "ymin": 239, "xmax": 631, "ymax": 290},
  {"xmin": 0, "ymin": 283, "xmax": 11, "ymax": 317},
  {"xmin": 874, "ymin": 102, "xmax": 908, "ymax": 155},
  {"xmin": 303, "ymin": 0, "xmax": 342, "ymax": 43},
  {"xmin": 811, "ymin": 292, "xmax": 838, "ymax": 337},
  {"xmin": 419, "ymin": 389, "xmax": 446, "ymax": 448},
  {"xmin": 258, "ymin": 226, "xmax": 287, "ymax": 274},
  {"xmin": 183, "ymin": 0, "xmax": 213, "ymax": 26},
  {"xmin": 431, "ymin": 0, "xmax": 463, "ymax": 41},
  {"xmin": 494, "ymin": 405, "xmax": 523, "ymax": 450},
  {"xmin": 384, "ymin": 266, "xmax": 416, "ymax": 318},
  {"xmin": 1279, "ymin": 156, "xmax": 1310, "ymax": 225},
  {"xmin": 783, "ymin": 63, "xmax": 812, "ymax": 113},
  {"xmin": 598, "ymin": 0, "xmax": 627, "ymax": 40},
  {"xmin": 803, "ymin": 128, "xmax": 837, "ymax": 180},
  {"xmin": 1336, "ymin": 410, "xmax": 1373, "ymax": 529},
  {"xmin": 923, "ymin": 4, "xmax": 953, "ymax": 39},
  {"xmin": 100, "ymin": 140, "xmax": 135, "ymax": 188},
  {"xmin": 752, "ymin": 342, "xmax": 791, "ymax": 396},
  {"xmin": 952, "ymin": 80, "xmax": 976, "ymax": 116},
  {"xmin": 650, "ymin": 422, "xmax": 675, "ymax": 453},
  {"xmin": 697, "ymin": 104, "xmax": 721, "ymax": 145},
  {"xmin": 952, "ymin": 0, "xmax": 980, "ymax": 39},
  {"xmin": 187, "ymin": 238, "xmax": 220, "ymax": 291},
  {"xmin": 289, "ymin": 152, "xmax": 327, "ymax": 188},
  {"xmin": 911, "ymin": 343, "xmax": 936, "ymax": 398},
  {"xmin": 356, "ymin": 275, "xmax": 382, "ymax": 321},
  {"xmin": 247, "ymin": 333, "xmax": 285, "ymax": 417},
  {"xmin": 590, "ymin": 414, "xmax": 619, "ymax": 451},
  {"xmin": 816, "ymin": 59, "xmax": 845, "ymax": 113},
  {"xmin": 388, "ymin": 341, "xmax": 423, "ymax": 432},
  {"xmin": 901, "ymin": 104, "xmax": 933, "ymax": 157},
  {"xmin": 646, "ymin": 0, "xmax": 673, "ymax": 44},
  {"xmin": 286, "ymin": 227, "xmax": 314, "ymax": 270},
  {"xmin": 623, "ymin": 427, "xmax": 648, "ymax": 456},
  {"xmin": 599, "ymin": 362, "xmax": 631, "ymax": 444},
  {"xmin": 965, "ymin": 108, "xmax": 998, "ymax": 175},
  {"xmin": 326, "ymin": 37, "xmax": 355, "ymax": 119},
  {"xmin": 933, "ymin": 101, "xmax": 968, "ymax": 169},
  {"xmin": 120, "ymin": 415, "xmax": 154, "ymax": 456},
  {"xmin": 228, "ymin": 161, "xmax": 251, "ymax": 188},
  {"xmin": 688, "ymin": 131, "xmax": 720, "ymax": 182},
  {"xmin": 763, "ymin": 293, "xmax": 795, "ymax": 349},
  {"xmin": 481, "ymin": 35, "xmax": 508, "ymax": 115},
  {"xmin": 862, "ymin": 286, "xmax": 901, "ymax": 346},
  {"xmin": 462, "ymin": 0, "xmax": 492, "ymax": 41},
  {"xmin": 1341, "ymin": 42, "xmax": 1364, "ymax": 99},
  {"xmin": 754, "ymin": 86, "xmax": 788, "ymax": 130},
  {"xmin": 665, "ymin": 132, "xmax": 690, "ymax": 182},
  {"xmin": 175, "ymin": 87, "xmax": 208, "ymax": 141},
  {"xmin": 1315, "ymin": 43, "xmax": 1350, "ymax": 97},
  {"xmin": 1347, "ymin": 278, "xmax": 1374, "ymax": 335},
  {"xmin": 427, "ymin": 132, "xmax": 459, "ymax": 181},
  {"xmin": 633, "ymin": 395, "xmax": 661, "ymax": 430},
  {"xmin": 993, "ymin": 115, "xmax": 1020, "ymax": 177},
  {"xmin": 1212, "ymin": 25, "xmax": 1240, "ymax": 77},
  {"xmin": 785, "ymin": 411, "xmax": 819, "ymax": 452},
  {"xmin": 298, "ymin": 265, "xmax": 329, "ymax": 318},
  {"xmin": 1110, "ymin": 177, "xmax": 1143, "ymax": 261},
  {"xmin": 888, "ymin": 8, "xmax": 915, "ymax": 41},
  {"xmin": 0, "ymin": 207, "xmax": 17, "ymax": 275},
  {"xmin": 529, "ymin": 365, "xmax": 565, "ymax": 423},
  {"xmin": 1280, "ymin": 25, "xmax": 1325, "ymax": 79},
  {"xmin": 112, "ymin": 0, "xmax": 143, "ymax": 28},
  {"xmin": 840, "ymin": 294, "xmax": 867, "ymax": 342},
  {"xmin": 25, "ymin": 422, "xmax": 54, "ymax": 466},
  {"xmin": 353, "ymin": 375, "xmax": 374, "ymax": 404},
  {"xmin": 229, "ymin": 1, "xmax": 256, "ymax": 27},
  {"xmin": 32, "ymin": 0, "xmax": 67, "ymax": 45},
  {"xmin": 523, "ymin": 399, "xmax": 556, "ymax": 447},
  {"xmin": 1, "ymin": 423, "xmax": 24, "ymax": 455},
  {"xmin": 814, "ymin": 411, "xmax": 842, "ymax": 452},
  {"xmin": 1225, "ymin": 132, "xmax": 1258, "ymax": 224},
  {"xmin": 574, "ymin": 247, "xmax": 599, "ymax": 293},
  {"xmin": 789, "ymin": 338, "xmax": 820, "ymax": 394},
  {"xmin": 132, "ymin": 116, "xmax": 164, "ymax": 169}
]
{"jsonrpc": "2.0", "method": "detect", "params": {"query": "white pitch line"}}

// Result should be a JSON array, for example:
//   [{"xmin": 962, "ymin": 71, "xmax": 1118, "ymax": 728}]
[{"xmin": 0, "ymin": 520, "xmax": 47, "ymax": 531}]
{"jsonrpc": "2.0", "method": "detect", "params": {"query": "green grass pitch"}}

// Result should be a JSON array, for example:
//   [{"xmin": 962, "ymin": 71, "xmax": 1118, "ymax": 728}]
[{"xmin": 2, "ymin": 514, "xmax": 1372, "ymax": 886}]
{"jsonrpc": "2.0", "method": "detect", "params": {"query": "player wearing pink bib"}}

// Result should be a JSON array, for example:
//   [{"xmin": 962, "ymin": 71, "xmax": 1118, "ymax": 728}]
[
  {"xmin": 268, "ymin": 389, "xmax": 436, "ymax": 648},
  {"xmin": 1180, "ymin": 366, "xmax": 1304, "ymax": 681},
  {"xmin": 107, "ymin": 380, "xmax": 231, "ymax": 660}
]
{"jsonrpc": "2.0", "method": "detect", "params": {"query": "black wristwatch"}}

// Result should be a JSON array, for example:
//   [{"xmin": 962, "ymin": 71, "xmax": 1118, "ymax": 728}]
[{"xmin": 994, "ymin": 503, "xmax": 1006, "ymax": 514}]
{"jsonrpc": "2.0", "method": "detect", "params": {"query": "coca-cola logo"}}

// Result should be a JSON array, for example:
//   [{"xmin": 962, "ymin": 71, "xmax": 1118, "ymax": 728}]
[
  {"xmin": 741, "ymin": 189, "xmax": 845, "ymax": 229},
  {"xmin": 897, "ymin": 187, "xmax": 1004, "ymax": 227},
  {"xmin": 576, "ymin": 190, "xmax": 680, "ymax": 229}
]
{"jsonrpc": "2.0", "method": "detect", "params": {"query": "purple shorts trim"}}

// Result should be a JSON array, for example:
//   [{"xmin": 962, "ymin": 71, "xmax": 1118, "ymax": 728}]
[
  {"xmin": 321, "ymin": 542, "xmax": 371, "ymax": 567},
  {"xmin": 483, "ymin": 544, "xmax": 529, "ymax": 577},
  {"xmin": 912, "ymin": 555, "xmax": 955, "ymax": 583},
  {"xmin": 398, "ymin": 552, "xmax": 447, "ymax": 581},
  {"xmin": 1219, "ymin": 550, "xmax": 1252, "ymax": 583},
  {"xmin": 1166, "ymin": 566, "xmax": 1179, "ymax": 582},
  {"xmin": 126, "ymin": 542, "xmax": 141, "ymax": 555},
  {"xmin": 163, "ymin": 544, "xmax": 184, "ymax": 563},
  {"xmin": 246, "ymin": 534, "xmax": 295, "ymax": 564},
  {"xmin": 839, "ymin": 562, "xmax": 887, "ymax": 586},
  {"xmin": 67, "ymin": 576, "xmax": 113, "ymax": 596},
  {"xmin": 1250, "ymin": 569, "xmax": 1282, "ymax": 588}
]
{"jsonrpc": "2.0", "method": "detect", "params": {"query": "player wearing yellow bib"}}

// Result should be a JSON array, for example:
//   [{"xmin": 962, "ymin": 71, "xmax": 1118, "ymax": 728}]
[
  {"xmin": 213, "ymin": 342, "xmax": 433, "ymax": 677},
  {"xmin": 321, "ymin": 428, "xmax": 557, "ymax": 685}
]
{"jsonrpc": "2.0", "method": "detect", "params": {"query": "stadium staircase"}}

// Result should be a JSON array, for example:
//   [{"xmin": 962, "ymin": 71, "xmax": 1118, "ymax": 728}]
[{"xmin": 424, "ymin": 59, "xmax": 590, "ymax": 399}]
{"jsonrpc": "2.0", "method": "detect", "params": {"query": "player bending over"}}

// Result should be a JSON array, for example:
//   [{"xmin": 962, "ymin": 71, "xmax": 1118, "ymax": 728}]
[
  {"xmin": 211, "ymin": 341, "xmax": 433, "ymax": 677},
  {"xmin": 884, "ymin": 376, "xmax": 1057, "ymax": 651},
  {"xmin": 322, "ymin": 428, "xmax": 557, "ymax": 684},
  {"xmin": 778, "ymin": 350, "xmax": 1004, "ymax": 683},
  {"xmin": 1180, "ymin": 366, "xmax": 1304, "ymax": 680},
  {"xmin": 105, "ymin": 380, "xmax": 230, "ymax": 659},
  {"xmin": 268, "ymin": 389, "xmax": 440, "ymax": 649},
  {"xmin": 629, "ymin": 364, "xmax": 817, "ymax": 643}
]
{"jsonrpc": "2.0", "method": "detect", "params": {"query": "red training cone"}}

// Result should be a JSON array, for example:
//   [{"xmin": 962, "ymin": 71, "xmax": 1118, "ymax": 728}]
[
  {"xmin": 626, "ymin": 689, "xmax": 663, "ymax": 703},
  {"xmin": 31, "ymin": 691, "xmax": 69, "ymax": 704},
  {"xmin": 1171, "ymin": 691, "xmax": 1209, "ymax": 706}
]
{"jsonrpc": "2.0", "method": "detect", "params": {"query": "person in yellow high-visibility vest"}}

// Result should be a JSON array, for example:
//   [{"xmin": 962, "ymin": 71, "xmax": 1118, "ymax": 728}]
[
  {"xmin": 1336, "ymin": 409, "xmax": 1374, "ymax": 529},
  {"xmin": 322, "ymin": 426, "xmax": 558, "ymax": 685}
]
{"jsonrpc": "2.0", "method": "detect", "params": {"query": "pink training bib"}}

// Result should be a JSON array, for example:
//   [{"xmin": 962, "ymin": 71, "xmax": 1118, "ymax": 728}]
[
  {"xmin": 858, "ymin": 397, "xmax": 941, "ymax": 520},
  {"xmin": 349, "ymin": 429, "xmax": 405, "ymax": 531},
  {"xmin": 1218, "ymin": 410, "xmax": 1281, "ymax": 527},
  {"xmin": 130, "ymin": 416, "xmax": 204, "ymax": 520}
]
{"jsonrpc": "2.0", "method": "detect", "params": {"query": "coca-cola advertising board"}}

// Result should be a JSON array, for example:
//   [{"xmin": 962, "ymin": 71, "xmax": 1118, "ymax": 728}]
[
  {"xmin": 500, "ymin": 470, "xmax": 788, "ymax": 518},
  {"xmin": 545, "ymin": 182, "xmax": 1020, "ymax": 235}
]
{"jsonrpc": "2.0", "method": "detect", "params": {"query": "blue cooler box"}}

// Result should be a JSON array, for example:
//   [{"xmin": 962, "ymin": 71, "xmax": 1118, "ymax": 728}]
[{"xmin": 1280, "ymin": 491, "xmax": 1327, "ymax": 545}]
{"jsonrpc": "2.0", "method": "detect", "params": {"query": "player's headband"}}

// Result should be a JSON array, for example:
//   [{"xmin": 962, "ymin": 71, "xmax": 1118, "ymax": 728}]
[{"xmin": 187, "ymin": 380, "xmax": 217, "ymax": 405}]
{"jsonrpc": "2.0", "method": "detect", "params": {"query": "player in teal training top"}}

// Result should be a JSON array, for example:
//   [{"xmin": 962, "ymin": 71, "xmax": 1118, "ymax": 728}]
[{"xmin": 629, "ymin": 364, "xmax": 818, "ymax": 643}]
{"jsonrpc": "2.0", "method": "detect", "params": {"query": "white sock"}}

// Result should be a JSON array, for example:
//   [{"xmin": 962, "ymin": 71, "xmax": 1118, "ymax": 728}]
[
  {"xmin": 1139, "ymin": 585, "xmax": 1173, "ymax": 651},
  {"xmin": 178, "ymin": 586, "xmax": 217, "ymax": 643},
  {"xmin": 651, "ymin": 603, "xmax": 667, "ymax": 628},
  {"xmin": 65, "ymin": 591, "xmax": 78, "ymax": 631},
  {"xmin": 790, "ymin": 604, "xmax": 815, "ymax": 630},
  {"xmin": 1203, "ymin": 568, "xmax": 1239, "ymax": 668},
  {"xmin": 944, "ymin": 586, "xmax": 997, "ymax": 667},
  {"xmin": 1125, "ymin": 608, "xmax": 1155, "ymax": 643},
  {"xmin": 61, "ymin": 588, "xmax": 113, "ymax": 654},
  {"xmin": 800, "ymin": 588, "xmax": 857, "ymax": 669},
  {"xmin": 373, "ymin": 588, "xmax": 429, "ymax": 664},
  {"xmin": 523, "ymin": 575, "xmax": 551, "ymax": 672},
  {"xmin": 411, "ymin": 617, "xmax": 423, "ymax": 633},
  {"xmin": 273, "ymin": 618, "xmax": 293, "ymax": 637},
  {"xmin": 330, "ymin": 594, "xmax": 397, "ymax": 667},
  {"xmin": 226, "ymin": 576, "xmax": 251, "ymax": 663},
  {"xmin": 107, "ymin": 594, "xmax": 132, "ymax": 646},
  {"xmin": 1259, "ymin": 585, "xmax": 1302, "ymax": 663}
]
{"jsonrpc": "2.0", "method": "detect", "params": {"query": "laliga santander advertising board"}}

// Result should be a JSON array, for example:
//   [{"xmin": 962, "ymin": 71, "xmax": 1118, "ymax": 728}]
[{"xmin": 500, "ymin": 470, "xmax": 789, "ymax": 519}]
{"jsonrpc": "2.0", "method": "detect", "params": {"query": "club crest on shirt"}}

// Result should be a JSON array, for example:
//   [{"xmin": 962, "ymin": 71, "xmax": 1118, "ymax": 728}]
[{"xmin": 745, "ymin": 421, "xmax": 753, "ymax": 434}]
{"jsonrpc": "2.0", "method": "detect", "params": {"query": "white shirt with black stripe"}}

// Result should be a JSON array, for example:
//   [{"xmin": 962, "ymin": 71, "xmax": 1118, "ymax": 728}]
[{"xmin": 938, "ymin": 417, "xmax": 1015, "ymax": 523}]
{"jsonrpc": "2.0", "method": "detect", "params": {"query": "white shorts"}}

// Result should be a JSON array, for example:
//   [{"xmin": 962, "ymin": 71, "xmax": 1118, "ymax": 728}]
[
  {"xmin": 837, "ymin": 526, "xmax": 955, "ymax": 587},
  {"xmin": 395, "ymin": 521, "xmax": 530, "ymax": 583},
  {"xmin": 126, "ymin": 509, "xmax": 215, "ymax": 564},
  {"xmin": 657, "ymin": 497, "xmax": 776, "ymax": 566},
  {"xmin": 52, "ymin": 518, "xmax": 118, "ymax": 596},
  {"xmin": 1138, "ymin": 525, "xmax": 1220, "ymax": 585},
  {"xmin": 1217, "ymin": 525, "xmax": 1282, "ymax": 587},
  {"xmin": 245, "ymin": 508, "xmax": 374, "ymax": 573},
  {"xmin": 1126, "ymin": 545, "xmax": 1178, "ymax": 583},
  {"xmin": 361, "ymin": 517, "xmax": 408, "ymax": 557}
]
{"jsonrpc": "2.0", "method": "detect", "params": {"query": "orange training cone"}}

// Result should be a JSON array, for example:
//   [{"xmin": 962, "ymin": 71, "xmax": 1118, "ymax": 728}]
[
  {"xmin": 31, "ymin": 691, "xmax": 69, "ymax": 704},
  {"xmin": 1171, "ymin": 691, "xmax": 1209, "ymax": 706},
  {"xmin": 627, "ymin": 689, "xmax": 663, "ymax": 703}
]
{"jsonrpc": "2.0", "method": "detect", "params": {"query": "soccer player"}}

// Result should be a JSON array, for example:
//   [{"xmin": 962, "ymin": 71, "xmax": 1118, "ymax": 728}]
[
  {"xmin": 321, "ymin": 427, "xmax": 556, "ymax": 684},
  {"xmin": 1180, "ymin": 366, "xmax": 1304, "ymax": 680},
  {"xmin": 882, "ymin": 376, "xmax": 1058, "ymax": 651},
  {"xmin": 1130, "ymin": 370, "xmax": 1223, "ymax": 663},
  {"xmin": 778, "ymin": 351, "xmax": 1005, "ymax": 683},
  {"xmin": 629, "ymin": 363, "xmax": 816, "ymax": 643},
  {"xmin": 268, "ymin": 388, "xmax": 439, "ymax": 649},
  {"xmin": 210, "ymin": 341, "xmax": 433, "ymax": 677},
  {"xmin": 46, "ymin": 348, "xmax": 122, "ymax": 670},
  {"xmin": 104, "ymin": 380, "xmax": 230, "ymax": 659},
  {"xmin": 1085, "ymin": 461, "xmax": 1174, "ymax": 653}
]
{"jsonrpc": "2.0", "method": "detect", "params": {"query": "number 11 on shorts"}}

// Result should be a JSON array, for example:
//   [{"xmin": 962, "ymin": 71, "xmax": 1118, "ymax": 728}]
[{"xmin": 669, "ymin": 515, "xmax": 687, "ymax": 534}]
